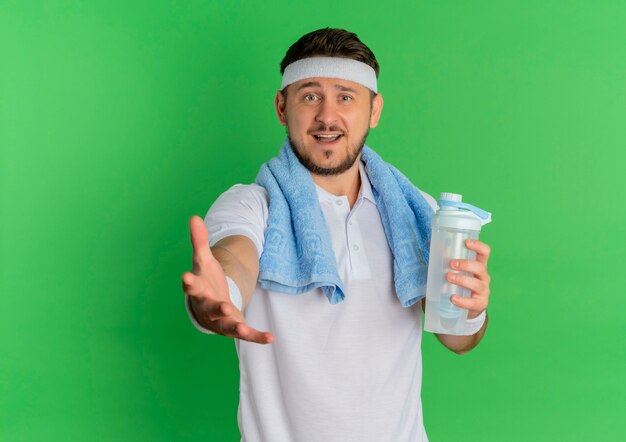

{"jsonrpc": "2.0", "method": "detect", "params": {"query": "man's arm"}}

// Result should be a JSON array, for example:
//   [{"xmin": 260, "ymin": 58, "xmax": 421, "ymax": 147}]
[
  {"xmin": 206, "ymin": 234, "xmax": 260, "ymax": 309},
  {"xmin": 436, "ymin": 313, "xmax": 488, "ymax": 354},
  {"xmin": 182, "ymin": 215, "xmax": 273, "ymax": 344},
  {"xmin": 423, "ymin": 239, "xmax": 492, "ymax": 354}
]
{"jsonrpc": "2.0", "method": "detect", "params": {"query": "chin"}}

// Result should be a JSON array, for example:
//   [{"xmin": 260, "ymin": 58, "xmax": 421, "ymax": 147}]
[{"xmin": 289, "ymin": 133, "xmax": 365, "ymax": 176}]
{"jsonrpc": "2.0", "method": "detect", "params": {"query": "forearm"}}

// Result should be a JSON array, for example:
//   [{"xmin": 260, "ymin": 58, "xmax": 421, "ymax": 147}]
[
  {"xmin": 209, "ymin": 235, "xmax": 259, "ymax": 308},
  {"xmin": 435, "ymin": 312, "xmax": 489, "ymax": 354}
]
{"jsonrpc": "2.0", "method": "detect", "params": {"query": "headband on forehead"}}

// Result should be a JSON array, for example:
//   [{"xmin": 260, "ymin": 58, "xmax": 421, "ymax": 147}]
[{"xmin": 281, "ymin": 56, "xmax": 378, "ymax": 93}]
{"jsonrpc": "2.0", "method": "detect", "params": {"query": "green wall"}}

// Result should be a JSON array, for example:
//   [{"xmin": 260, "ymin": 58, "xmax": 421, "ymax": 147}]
[{"xmin": 1, "ymin": 1, "xmax": 624, "ymax": 440}]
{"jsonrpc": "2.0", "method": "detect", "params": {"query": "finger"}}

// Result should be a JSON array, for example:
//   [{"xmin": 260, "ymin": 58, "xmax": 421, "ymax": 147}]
[
  {"xmin": 465, "ymin": 239, "xmax": 491, "ymax": 265},
  {"xmin": 450, "ymin": 294, "xmax": 487, "ymax": 313},
  {"xmin": 182, "ymin": 272, "xmax": 207, "ymax": 298},
  {"xmin": 446, "ymin": 271, "xmax": 487, "ymax": 295},
  {"xmin": 189, "ymin": 216, "xmax": 213, "ymax": 268},
  {"xmin": 450, "ymin": 259, "xmax": 490, "ymax": 283},
  {"xmin": 233, "ymin": 322, "xmax": 275, "ymax": 345},
  {"xmin": 214, "ymin": 317, "xmax": 274, "ymax": 344}
]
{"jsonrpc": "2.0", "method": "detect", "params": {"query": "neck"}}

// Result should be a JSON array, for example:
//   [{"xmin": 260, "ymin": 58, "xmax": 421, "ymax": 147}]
[{"xmin": 311, "ymin": 160, "xmax": 362, "ymax": 208}]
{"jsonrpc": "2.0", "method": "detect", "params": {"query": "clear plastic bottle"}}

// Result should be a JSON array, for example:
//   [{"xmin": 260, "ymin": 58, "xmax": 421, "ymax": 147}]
[{"xmin": 424, "ymin": 192, "xmax": 492, "ymax": 335}]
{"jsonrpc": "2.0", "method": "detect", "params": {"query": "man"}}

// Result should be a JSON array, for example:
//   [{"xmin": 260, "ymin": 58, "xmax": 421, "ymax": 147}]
[{"xmin": 182, "ymin": 28, "xmax": 491, "ymax": 442}]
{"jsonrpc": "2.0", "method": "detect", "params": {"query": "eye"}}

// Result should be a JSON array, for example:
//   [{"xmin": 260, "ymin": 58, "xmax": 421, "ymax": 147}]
[
  {"xmin": 304, "ymin": 94, "xmax": 318, "ymax": 102},
  {"xmin": 340, "ymin": 95, "xmax": 353, "ymax": 102}
]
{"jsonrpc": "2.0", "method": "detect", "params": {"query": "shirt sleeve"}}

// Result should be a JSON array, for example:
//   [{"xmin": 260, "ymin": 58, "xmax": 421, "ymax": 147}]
[
  {"xmin": 205, "ymin": 183, "xmax": 269, "ymax": 257},
  {"xmin": 185, "ymin": 183, "xmax": 269, "ymax": 335}
]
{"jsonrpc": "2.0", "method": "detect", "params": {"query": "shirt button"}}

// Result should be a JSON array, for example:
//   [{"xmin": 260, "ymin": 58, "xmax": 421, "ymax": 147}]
[
  {"xmin": 348, "ymin": 221, "xmax": 353, "ymax": 226},
  {"xmin": 353, "ymin": 244, "xmax": 359, "ymax": 251},
  {"xmin": 336, "ymin": 200, "xmax": 343, "ymax": 206}
]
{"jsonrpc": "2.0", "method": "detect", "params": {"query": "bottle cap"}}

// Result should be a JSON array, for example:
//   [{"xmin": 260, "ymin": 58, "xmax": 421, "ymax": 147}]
[
  {"xmin": 439, "ymin": 192, "xmax": 463, "ymax": 203},
  {"xmin": 437, "ymin": 192, "xmax": 492, "ymax": 225}
]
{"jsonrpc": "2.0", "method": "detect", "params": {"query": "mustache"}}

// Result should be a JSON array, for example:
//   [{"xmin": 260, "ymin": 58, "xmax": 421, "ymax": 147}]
[{"xmin": 309, "ymin": 124, "xmax": 345, "ymax": 134}]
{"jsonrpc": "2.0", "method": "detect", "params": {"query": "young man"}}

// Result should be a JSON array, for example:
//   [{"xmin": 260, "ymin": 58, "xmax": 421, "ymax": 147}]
[{"xmin": 183, "ymin": 28, "xmax": 491, "ymax": 442}]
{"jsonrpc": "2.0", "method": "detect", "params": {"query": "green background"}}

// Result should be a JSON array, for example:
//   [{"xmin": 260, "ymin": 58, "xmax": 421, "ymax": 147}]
[{"xmin": 1, "ymin": 1, "xmax": 624, "ymax": 440}]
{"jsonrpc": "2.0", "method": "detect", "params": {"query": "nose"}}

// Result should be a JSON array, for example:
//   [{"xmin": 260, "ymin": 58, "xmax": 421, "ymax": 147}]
[{"xmin": 315, "ymin": 99, "xmax": 339, "ymax": 127}]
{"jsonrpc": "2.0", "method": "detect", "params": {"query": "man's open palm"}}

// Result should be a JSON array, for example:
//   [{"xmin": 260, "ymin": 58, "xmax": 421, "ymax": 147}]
[{"xmin": 182, "ymin": 216, "xmax": 274, "ymax": 344}]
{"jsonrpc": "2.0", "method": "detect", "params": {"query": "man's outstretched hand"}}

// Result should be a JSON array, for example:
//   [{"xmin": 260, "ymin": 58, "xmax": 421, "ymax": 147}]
[{"xmin": 182, "ymin": 216, "xmax": 274, "ymax": 344}]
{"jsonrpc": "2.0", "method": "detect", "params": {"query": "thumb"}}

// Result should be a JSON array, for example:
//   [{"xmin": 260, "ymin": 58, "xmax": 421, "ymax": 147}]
[{"xmin": 189, "ymin": 215, "xmax": 213, "ymax": 265}]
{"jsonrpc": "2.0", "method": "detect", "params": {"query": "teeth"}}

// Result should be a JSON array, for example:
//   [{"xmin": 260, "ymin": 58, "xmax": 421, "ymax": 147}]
[{"xmin": 316, "ymin": 134, "xmax": 340, "ymax": 138}]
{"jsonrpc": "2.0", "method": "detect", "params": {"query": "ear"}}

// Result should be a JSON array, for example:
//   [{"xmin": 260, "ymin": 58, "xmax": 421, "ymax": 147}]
[
  {"xmin": 369, "ymin": 93, "xmax": 384, "ymax": 128},
  {"xmin": 274, "ymin": 90, "xmax": 287, "ymax": 126}
]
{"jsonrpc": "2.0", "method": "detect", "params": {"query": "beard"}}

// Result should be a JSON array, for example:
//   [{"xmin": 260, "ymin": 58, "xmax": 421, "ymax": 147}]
[{"xmin": 288, "ymin": 128, "xmax": 369, "ymax": 176}]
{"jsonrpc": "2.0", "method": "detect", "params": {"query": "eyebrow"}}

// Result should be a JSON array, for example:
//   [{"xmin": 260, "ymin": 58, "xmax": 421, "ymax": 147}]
[
  {"xmin": 335, "ymin": 84, "xmax": 358, "ymax": 93},
  {"xmin": 296, "ymin": 81, "xmax": 359, "ymax": 94},
  {"xmin": 296, "ymin": 81, "xmax": 321, "ymax": 91}
]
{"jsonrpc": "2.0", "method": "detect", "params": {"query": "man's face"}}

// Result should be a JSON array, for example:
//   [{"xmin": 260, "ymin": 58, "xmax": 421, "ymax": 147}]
[{"xmin": 275, "ymin": 77, "xmax": 383, "ymax": 176}]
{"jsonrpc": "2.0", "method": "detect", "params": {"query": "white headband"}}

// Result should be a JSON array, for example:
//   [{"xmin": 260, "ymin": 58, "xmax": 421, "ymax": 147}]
[{"xmin": 281, "ymin": 56, "xmax": 378, "ymax": 93}]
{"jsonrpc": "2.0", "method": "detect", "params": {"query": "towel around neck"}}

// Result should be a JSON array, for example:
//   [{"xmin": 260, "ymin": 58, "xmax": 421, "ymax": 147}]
[{"xmin": 255, "ymin": 137, "xmax": 433, "ymax": 308}]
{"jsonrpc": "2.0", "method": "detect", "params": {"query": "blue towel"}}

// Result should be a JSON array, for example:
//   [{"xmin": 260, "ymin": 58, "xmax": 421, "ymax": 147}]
[{"xmin": 255, "ymin": 137, "xmax": 433, "ymax": 307}]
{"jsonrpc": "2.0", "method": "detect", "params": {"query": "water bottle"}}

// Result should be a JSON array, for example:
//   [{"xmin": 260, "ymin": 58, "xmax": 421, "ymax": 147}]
[{"xmin": 424, "ymin": 192, "xmax": 492, "ymax": 335}]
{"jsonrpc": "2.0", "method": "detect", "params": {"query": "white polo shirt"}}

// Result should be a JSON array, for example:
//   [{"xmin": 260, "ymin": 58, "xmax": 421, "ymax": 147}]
[{"xmin": 187, "ymin": 161, "xmax": 438, "ymax": 442}]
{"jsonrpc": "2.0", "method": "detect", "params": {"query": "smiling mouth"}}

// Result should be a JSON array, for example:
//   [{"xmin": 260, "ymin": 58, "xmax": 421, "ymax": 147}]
[{"xmin": 312, "ymin": 134, "xmax": 343, "ymax": 144}]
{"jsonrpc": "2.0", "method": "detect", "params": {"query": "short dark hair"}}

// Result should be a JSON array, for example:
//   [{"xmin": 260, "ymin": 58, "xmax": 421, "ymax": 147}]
[
  {"xmin": 279, "ymin": 28, "xmax": 379, "ymax": 99},
  {"xmin": 280, "ymin": 28, "xmax": 379, "ymax": 76}
]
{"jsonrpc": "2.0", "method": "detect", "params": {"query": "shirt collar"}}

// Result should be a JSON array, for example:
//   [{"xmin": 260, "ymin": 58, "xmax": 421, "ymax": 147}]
[
  {"xmin": 357, "ymin": 160, "xmax": 376, "ymax": 204},
  {"xmin": 313, "ymin": 160, "xmax": 377, "ymax": 205}
]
